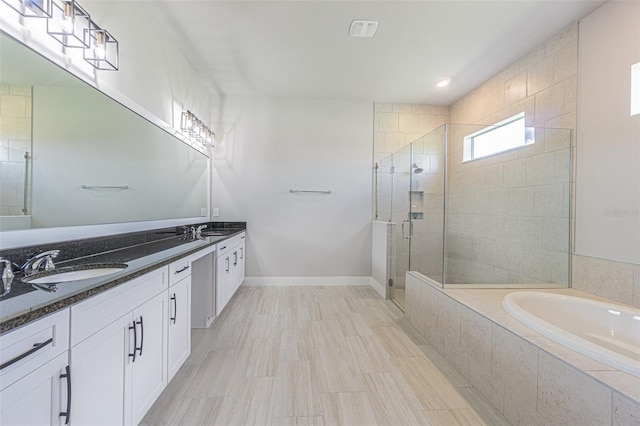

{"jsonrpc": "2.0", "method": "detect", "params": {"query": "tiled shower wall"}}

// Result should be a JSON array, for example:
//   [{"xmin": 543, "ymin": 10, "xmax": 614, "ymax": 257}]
[
  {"xmin": 447, "ymin": 22, "xmax": 639, "ymax": 305},
  {"xmin": 445, "ymin": 24, "xmax": 578, "ymax": 285},
  {"xmin": 0, "ymin": 85, "xmax": 31, "ymax": 216},
  {"xmin": 374, "ymin": 104, "xmax": 450, "ymax": 289}
]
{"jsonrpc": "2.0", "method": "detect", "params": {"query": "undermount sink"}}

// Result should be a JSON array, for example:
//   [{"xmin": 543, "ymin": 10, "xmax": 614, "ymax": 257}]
[{"xmin": 22, "ymin": 263, "xmax": 128, "ymax": 284}]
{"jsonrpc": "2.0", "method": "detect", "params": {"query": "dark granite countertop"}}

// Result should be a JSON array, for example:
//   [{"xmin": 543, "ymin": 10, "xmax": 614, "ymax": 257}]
[{"xmin": 0, "ymin": 222, "xmax": 246, "ymax": 334}]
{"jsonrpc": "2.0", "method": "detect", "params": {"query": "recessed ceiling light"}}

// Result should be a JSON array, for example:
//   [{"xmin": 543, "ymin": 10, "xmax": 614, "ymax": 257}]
[
  {"xmin": 349, "ymin": 20, "xmax": 378, "ymax": 38},
  {"xmin": 435, "ymin": 78, "xmax": 451, "ymax": 88}
]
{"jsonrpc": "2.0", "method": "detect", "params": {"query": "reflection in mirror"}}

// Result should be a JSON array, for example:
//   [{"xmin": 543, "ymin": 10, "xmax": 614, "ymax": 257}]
[{"xmin": 0, "ymin": 32, "xmax": 209, "ymax": 232}]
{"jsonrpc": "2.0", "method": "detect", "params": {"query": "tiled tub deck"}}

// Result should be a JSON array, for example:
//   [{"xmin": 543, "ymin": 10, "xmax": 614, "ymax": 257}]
[{"xmin": 405, "ymin": 272, "xmax": 640, "ymax": 426}]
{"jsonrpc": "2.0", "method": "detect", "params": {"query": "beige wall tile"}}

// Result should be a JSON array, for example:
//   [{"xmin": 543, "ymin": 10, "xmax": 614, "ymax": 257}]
[
  {"xmin": 572, "ymin": 255, "xmax": 635, "ymax": 306},
  {"xmin": 526, "ymin": 151, "xmax": 555, "ymax": 186},
  {"xmin": 503, "ymin": 389, "xmax": 551, "ymax": 426},
  {"xmin": 460, "ymin": 306, "xmax": 492, "ymax": 370},
  {"xmin": 377, "ymin": 112, "xmax": 398, "ymax": 132},
  {"xmin": 0, "ymin": 95, "xmax": 27, "ymax": 118},
  {"xmin": 612, "ymin": 392, "xmax": 640, "ymax": 426},
  {"xmin": 533, "ymin": 184, "xmax": 564, "ymax": 217},
  {"xmin": 510, "ymin": 187, "xmax": 535, "ymax": 216},
  {"xmin": 505, "ymin": 72, "xmax": 527, "ymax": 104},
  {"xmin": 545, "ymin": 23, "xmax": 578, "ymax": 56},
  {"xmin": 491, "ymin": 325, "xmax": 538, "ymax": 404},
  {"xmin": 537, "ymin": 351, "xmax": 612, "ymax": 425},
  {"xmin": 527, "ymin": 56, "xmax": 555, "ymax": 96},
  {"xmin": 467, "ymin": 364, "xmax": 505, "ymax": 414},
  {"xmin": 534, "ymin": 82, "xmax": 566, "ymax": 126},
  {"xmin": 398, "ymin": 113, "xmax": 418, "ymax": 133}
]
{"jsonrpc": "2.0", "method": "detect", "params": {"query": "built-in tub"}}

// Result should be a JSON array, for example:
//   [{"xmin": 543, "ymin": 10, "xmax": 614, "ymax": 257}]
[{"xmin": 503, "ymin": 292, "xmax": 640, "ymax": 378}]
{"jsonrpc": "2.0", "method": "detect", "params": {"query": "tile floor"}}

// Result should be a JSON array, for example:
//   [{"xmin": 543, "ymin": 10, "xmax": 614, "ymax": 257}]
[{"xmin": 141, "ymin": 286, "xmax": 509, "ymax": 425}]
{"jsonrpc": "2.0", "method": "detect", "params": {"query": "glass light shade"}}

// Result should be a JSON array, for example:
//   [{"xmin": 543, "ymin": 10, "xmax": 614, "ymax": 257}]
[
  {"xmin": 83, "ymin": 23, "xmax": 119, "ymax": 71},
  {"xmin": 181, "ymin": 111, "xmax": 194, "ymax": 132},
  {"xmin": 2, "ymin": 0, "xmax": 52, "ymax": 17},
  {"xmin": 47, "ymin": 0, "xmax": 90, "ymax": 48}
]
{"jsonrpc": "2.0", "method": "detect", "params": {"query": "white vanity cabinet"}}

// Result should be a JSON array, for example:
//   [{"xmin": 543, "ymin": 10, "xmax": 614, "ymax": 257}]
[
  {"xmin": 69, "ymin": 268, "xmax": 168, "ymax": 425},
  {"xmin": 0, "ymin": 309, "xmax": 70, "ymax": 426},
  {"xmin": 216, "ymin": 232, "xmax": 246, "ymax": 315},
  {"xmin": 167, "ymin": 258, "xmax": 192, "ymax": 381}
]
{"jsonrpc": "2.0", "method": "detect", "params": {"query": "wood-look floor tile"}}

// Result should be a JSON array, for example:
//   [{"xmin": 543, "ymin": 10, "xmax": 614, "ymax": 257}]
[
  {"xmin": 142, "ymin": 286, "xmax": 501, "ymax": 426},
  {"xmin": 363, "ymin": 372, "xmax": 432, "ymax": 425},
  {"xmin": 321, "ymin": 392, "xmax": 378, "ymax": 426},
  {"xmin": 311, "ymin": 347, "xmax": 366, "ymax": 393},
  {"xmin": 157, "ymin": 396, "xmax": 223, "ymax": 425},
  {"xmin": 373, "ymin": 325, "xmax": 425, "ymax": 358},
  {"xmin": 272, "ymin": 360, "xmax": 321, "ymax": 418},
  {"xmin": 337, "ymin": 312, "xmax": 373, "ymax": 337},
  {"xmin": 423, "ymin": 408, "xmax": 487, "ymax": 426},
  {"xmin": 245, "ymin": 337, "xmax": 280, "ymax": 377},
  {"xmin": 310, "ymin": 319, "xmax": 348, "ymax": 349},
  {"xmin": 391, "ymin": 356, "xmax": 469, "ymax": 411},
  {"xmin": 296, "ymin": 415, "xmax": 325, "ymax": 426},
  {"xmin": 183, "ymin": 349, "xmax": 249, "ymax": 397},
  {"xmin": 346, "ymin": 335, "xmax": 392, "ymax": 374},
  {"xmin": 279, "ymin": 327, "xmax": 312, "ymax": 362}
]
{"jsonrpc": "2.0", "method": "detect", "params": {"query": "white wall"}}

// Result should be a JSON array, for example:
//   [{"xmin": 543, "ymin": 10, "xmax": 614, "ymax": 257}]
[
  {"xmin": 575, "ymin": 0, "xmax": 640, "ymax": 265},
  {"xmin": 211, "ymin": 96, "xmax": 374, "ymax": 279}
]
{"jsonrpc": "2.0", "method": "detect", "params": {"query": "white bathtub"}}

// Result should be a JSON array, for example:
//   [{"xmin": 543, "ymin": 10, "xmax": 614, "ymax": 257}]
[{"xmin": 503, "ymin": 292, "xmax": 640, "ymax": 377}]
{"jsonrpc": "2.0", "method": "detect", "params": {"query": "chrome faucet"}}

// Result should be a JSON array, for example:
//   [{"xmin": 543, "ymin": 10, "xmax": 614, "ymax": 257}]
[
  {"xmin": 195, "ymin": 225, "xmax": 207, "ymax": 238},
  {"xmin": 21, "ymin": 250, "xmax": 60, "ymax": 275},
  {"xmin": 0, "ymin": 258, "xmax": 14, "ymax": 297}
]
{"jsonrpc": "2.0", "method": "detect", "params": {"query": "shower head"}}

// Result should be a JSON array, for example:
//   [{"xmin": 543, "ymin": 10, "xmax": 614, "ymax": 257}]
[{"xmin": 412, "ymin": 163, "xmax": 423, "ymax": 174}]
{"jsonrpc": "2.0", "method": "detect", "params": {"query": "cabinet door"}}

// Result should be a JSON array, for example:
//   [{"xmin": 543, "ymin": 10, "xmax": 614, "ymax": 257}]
[
  {"xmin": 168, "ymin": 276, "xmax": 191, "ymax": 381},
  {"xmin": 130, "ymin": 291, "xmax": 168, "ymax": 425},
  {"xmin": 71, "ymin": 314, "xmax": 133, "ymax": 426},
  {"xmin": 236, "ymin": 242, "xmax": 246, "ymax": 290},
  {"xmin": 0, "ymin": 352, "xmax": 69, "ymax": 426},
  {"xmin": 215, "ymin": 253, "xmax": 232, "ymax": 315}
]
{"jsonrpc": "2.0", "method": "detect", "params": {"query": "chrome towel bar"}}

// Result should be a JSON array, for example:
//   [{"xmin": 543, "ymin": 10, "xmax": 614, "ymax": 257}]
[
  {"xmin": 289, "ymin": 189, "xmax": 331, "ymax": 194},
  {"xmin": 81, "ymin": 185, "xmax": 129, "ymax": 190}
]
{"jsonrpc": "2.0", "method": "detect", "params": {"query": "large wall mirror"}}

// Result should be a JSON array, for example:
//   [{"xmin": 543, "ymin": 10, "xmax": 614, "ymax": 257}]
[{"xmin": 0, "ymin": 32, "xmax": 209, "ymax": 235}]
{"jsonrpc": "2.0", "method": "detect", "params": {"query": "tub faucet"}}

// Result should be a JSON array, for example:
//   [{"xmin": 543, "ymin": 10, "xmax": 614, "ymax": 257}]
[
  {"xmin": 0, "ymin": 258, "xmax": 14, "ymax": 297},
  {"xmin": 21, "ymin": 250, "xmax": 60, "ymax": 275}
]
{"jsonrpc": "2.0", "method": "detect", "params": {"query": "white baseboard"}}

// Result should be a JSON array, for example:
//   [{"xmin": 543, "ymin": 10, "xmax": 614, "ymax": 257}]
[
  {"xmin": 242, "ymin": 276, "xmax": 377, "ymax": 288},
  {"xmin": 369, "ymin": 278, "xmax": 386, "ymax": 298}
]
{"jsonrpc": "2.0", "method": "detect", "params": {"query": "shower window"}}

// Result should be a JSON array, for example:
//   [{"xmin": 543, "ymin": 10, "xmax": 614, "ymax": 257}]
[{"xmin": 463, "ymin": 112, "xmax": 534, "ymax": 162}]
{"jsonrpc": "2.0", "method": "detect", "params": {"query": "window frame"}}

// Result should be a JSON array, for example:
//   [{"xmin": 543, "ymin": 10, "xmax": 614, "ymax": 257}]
[{"xmin": 463, "ymin": 112, "xmax": 534, "ymax": 163}]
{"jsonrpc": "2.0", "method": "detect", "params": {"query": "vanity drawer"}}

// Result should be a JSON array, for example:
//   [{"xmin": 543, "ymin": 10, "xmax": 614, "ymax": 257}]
[
  {"xmin": 70, "ymin": 267, "xmax": 167, "ymax": 346},
  {"xmin": 0, "ymin": 309, "xmax": 70, "ymax": 391},
  {"xmin": 217, "ymin": 232, "xmax": 245, "ymax": 257},
  {"xmin": 169, "ymin": 258, "xmax": 192, "ymax": 286}
]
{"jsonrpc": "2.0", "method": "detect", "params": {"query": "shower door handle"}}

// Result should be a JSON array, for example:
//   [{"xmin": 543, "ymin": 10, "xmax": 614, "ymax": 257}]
[{"xmin": 402, "ymin": 220, "xmax": 411, "ymax": 239}]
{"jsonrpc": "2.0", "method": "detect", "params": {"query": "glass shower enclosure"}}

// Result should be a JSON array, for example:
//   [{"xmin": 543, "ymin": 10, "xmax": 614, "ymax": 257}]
[{"xmin": 376, "ymin": 124, "xmax": 572, "ymax": 310}]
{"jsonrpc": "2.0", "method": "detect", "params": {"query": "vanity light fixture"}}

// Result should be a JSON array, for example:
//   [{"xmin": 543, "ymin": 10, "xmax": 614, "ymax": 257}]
[
  {"xmin": 180, "ymin": 110, "xmax": 215, "ymax": 147},
  {"xmin": 3, "ymin": 0, "xmax": 119, "ymax": 71},
  {"xmin": 1, "ymin": 0, "xmax": 52, "ymax": 18},
  {"xmin": 83, "ymin": 22, "xmax": 119, "ymax": 70},
  {"xmin": 47, "ymin": 0, "xmax": 91, "ymax": 48}
]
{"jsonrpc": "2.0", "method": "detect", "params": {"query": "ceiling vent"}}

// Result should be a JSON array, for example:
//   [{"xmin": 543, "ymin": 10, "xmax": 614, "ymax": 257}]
[{"xmin": 349, "ymin": 20, "xmax": 378, "ymax": 38}]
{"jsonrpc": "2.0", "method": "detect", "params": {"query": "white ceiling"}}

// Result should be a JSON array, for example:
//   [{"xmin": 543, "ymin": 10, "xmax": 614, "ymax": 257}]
[{"xmin": 145, "ymin": 1, "xmax": 606, "ymax": 105}]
